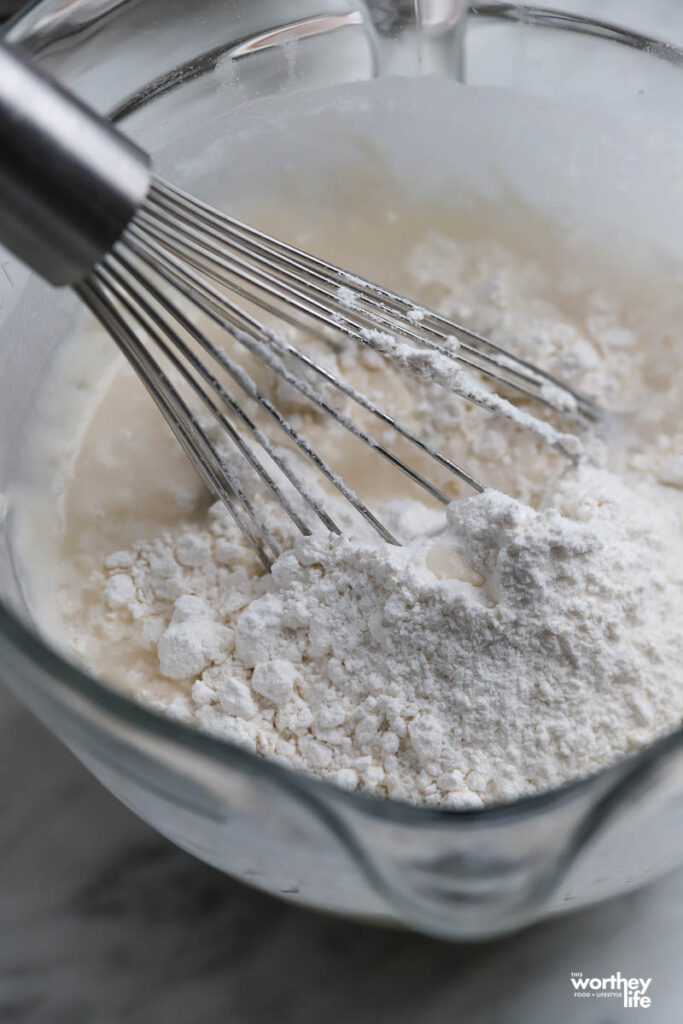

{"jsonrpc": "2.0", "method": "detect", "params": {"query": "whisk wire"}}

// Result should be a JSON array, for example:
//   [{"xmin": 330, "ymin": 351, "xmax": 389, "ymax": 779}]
[
  {"xmin": 98, "ymin": 257, "xmax": 320, "ymax": 543},
  {"xmin": 125, "ymin": 225, "xmax": 487, "ymax": 492},
  {"xmin": 125, "ymin": 227, "xmax": 485, "ymax": 501},
  {"xmin": 147, "ymin": 190, "xmax": 552, "ymax": 403},
  {"xmin": 78, "ymin": 276, "xmax": 276, "ymax": 568},
  {"xmin": 84, "ymin": 177, "xmax": 591, "ymax": 557},
  {"xmin": 139, "ymin": 200, "xmax": 554, "ymax": 414},
  {"xmin": 121, "ymin": 232, "xmax": 403, "ymax": 544},
  {"xmin": 150, "ymin": 179, "xmax": 596, "ymax": 416},
  {"xmin": 111, "ymin": 249, "xmax": 343, "ymax": 538},
  {"xmin": 0, "ymin": 39, "xmax": 595, "ymax": 565}
]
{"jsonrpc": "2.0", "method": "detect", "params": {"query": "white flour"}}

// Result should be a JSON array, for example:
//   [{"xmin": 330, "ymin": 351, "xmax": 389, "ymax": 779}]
[
  {"xmin": 97, "ymin": 463, "xmax": 683, "ymax": 807},
  {"xmin": 47, "ymin": 225, "xmax": 683, "ymax": 807}
]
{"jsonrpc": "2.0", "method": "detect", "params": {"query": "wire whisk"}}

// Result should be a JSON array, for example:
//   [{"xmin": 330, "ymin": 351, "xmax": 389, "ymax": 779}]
[{"xmin": 0, "ymin": 41, "xmax": 596, "ymax": 568}]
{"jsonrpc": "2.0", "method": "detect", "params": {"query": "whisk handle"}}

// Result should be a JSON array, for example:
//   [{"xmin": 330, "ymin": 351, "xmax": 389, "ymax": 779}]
[{"xmin": 0, "ymin": 40, "xmax": 151, "ymax": 286}]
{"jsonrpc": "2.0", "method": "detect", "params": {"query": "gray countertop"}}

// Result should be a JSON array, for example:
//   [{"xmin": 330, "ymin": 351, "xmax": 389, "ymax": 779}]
[{"xmin": 2, "ymin": 680, "xmax": 683, "ymax": 1024}]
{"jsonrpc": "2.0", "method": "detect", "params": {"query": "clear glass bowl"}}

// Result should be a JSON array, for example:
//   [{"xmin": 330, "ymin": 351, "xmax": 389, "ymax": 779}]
[{"xmin": 2, "ymin": 0, "xmax": 683, "ymax": 941}]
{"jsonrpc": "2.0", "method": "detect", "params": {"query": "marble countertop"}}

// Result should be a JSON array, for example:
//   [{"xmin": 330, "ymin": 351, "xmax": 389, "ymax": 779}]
[{"xmin": 2, "ymin": 680, "xmax": 683, "ymax": 1024}]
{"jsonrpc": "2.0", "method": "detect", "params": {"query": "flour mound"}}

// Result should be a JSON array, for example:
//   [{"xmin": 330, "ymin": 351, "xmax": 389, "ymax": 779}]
[{"xmin": 101, "ymin": 465, "xmax": 683, "ymax": 807}]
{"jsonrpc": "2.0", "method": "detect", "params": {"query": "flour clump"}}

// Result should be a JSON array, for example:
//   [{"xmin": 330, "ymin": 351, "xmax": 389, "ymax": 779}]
[{"xmin": 93, "ymin": 461, "xmax": 683, "ymax": 808}]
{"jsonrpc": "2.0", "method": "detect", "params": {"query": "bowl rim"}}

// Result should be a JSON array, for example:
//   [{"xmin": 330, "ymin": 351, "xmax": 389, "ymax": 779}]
[{"xmin": 2, "ymin": 0, "xmax": 683, "ymax": 831}]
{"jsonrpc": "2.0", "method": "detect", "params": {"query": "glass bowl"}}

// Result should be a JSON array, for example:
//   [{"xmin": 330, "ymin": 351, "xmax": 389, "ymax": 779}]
[{"xmin": 2, "ymin": 0, "xmax": 683, "ymax": 941}]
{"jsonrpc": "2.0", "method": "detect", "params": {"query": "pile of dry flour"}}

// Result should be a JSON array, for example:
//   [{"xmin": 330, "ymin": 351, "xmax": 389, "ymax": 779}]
[
  {"xmin": 98, "ymin": 463, "xmax": 683, "ymax": 807},
  {"xmin": 55, "ymin": 228, "xmax": 683, "ymax": 806}
]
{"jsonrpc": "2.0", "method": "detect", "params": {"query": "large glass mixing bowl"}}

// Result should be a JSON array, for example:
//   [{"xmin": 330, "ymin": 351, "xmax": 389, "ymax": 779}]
[{"xmin": 2, "ymin": 0, "xmax": 683, "ymax": 941}]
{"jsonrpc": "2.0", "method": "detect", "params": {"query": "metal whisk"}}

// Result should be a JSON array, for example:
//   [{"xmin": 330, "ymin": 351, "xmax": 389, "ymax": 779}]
[{"xmin": 0, "ymin": 41, "xmax": 595, "ymax": 568}]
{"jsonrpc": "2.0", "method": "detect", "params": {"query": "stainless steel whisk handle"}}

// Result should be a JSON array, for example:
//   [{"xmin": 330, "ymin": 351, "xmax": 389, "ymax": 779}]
[{"xmin": 0, "ymin": 40, "xmax": 151, "ymax": 286}]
